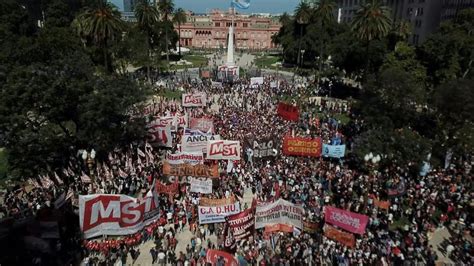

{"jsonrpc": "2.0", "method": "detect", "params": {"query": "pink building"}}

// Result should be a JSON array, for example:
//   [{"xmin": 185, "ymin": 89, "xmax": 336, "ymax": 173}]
[{"xmin": 176, "ymin": 9, "xmax": 281, "ymax": 50}]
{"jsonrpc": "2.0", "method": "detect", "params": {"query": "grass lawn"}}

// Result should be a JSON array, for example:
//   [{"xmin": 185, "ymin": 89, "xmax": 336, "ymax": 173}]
[{"xmin": 255, "ymin": 55, "xmax": 280, "ymax": 69}]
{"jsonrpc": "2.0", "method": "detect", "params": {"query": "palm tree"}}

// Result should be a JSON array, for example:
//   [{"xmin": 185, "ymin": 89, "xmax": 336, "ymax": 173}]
[
  {"xmin": 158, "ymin": 0, "xmax": 175, "ymax": 67},
  {"xmin": 173, "ymin": 8, "xmax": 187, "ymax": 57},
  {"xmin": 135, "ymin": 0, "xmax": 160, "ymax": 81},
  {"xmin": 73, "ymin": 0, "xmax": 124, "ymax": 71},
  {"xmin": 351, "ymin": 0, "xmax": 392, "ymax": 75},
  {"xmin": 313, "ymin": 0, "xmax": 336, "ymax": 72},
  {"xmin": 294, "ymin": 2, "xmax": 312, "ymax": 67}
]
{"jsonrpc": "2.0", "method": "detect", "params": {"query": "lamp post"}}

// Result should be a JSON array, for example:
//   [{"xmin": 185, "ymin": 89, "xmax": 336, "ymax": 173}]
[
  {"xmin": 82, "ymin": 149, "xmax": 96, "ymax": 179},
  {"xmin": 300, "ymin": 49, "xmax": 305, "ymax": 68},
  {"xmin": 364, "ymin": 152, "xmax": 381, "ymax": 172}
]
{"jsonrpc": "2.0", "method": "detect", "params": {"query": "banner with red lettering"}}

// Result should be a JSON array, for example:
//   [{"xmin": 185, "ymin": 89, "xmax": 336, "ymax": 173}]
[
  {"xmin": 206, "ymin": 249, "xmax": 238, "ymax": 266},
  {"xmin": 150, "ymin": 114, "xmax": 187, "ymax": 131},
  {"xmin": 79, "ymin": 186, "xmax": 160, "ymax": 239},
  {"xmin": 255, "ymin": 198, "xmax": 304, "ymax": 229},
  {"xmin": 282, "ymin": 136, "xmax": 322, "ymax": 157},
  {"xmin": 198, "ymin": 202, "xmax": 240, "ymax": 224},
  {"xmin": 146, "ymin": 124, "xmax": 172, "ymax": 147},
  {"xmin": 155, "ymin": 180, "xmax": 179, "ymax": 195},
  {"xmin": 206, "ymin": 140, "xmax": 241, "ymax": 160},
  {"xmin": 162, "ymin": 162, "xmax": 219, "ymax": 178},
  {"xmin": 324, "ymin": 225, "xmax": 356, "ymax": 248},
  {"xmin": 277, "ymin": 102, "xmax": 299, "ymax": 121},
  {"xmin": 190, "ymin": 117, "xmax": 214, "ymax": 133},
  {"xmin": 226, "ymin": 199, "xmax": 256, "ymax": 240},
  {"xmin": 165, "ymin": 151, "xmax": 204, "ymax": 165},
  {"xmin": 264, "ymin": 223, "xmax": 294, "ymax": 235},
  {"xmin": 324, "ymin": 206, "xmax": 369, "ymax": 235},
  {"xmin": 182, "ymin": 93, "xmax": 206, "ymax": 107}
]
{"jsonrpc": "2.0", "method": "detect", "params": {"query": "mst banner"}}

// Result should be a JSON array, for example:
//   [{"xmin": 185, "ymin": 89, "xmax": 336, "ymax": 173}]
[
  {"xmin": 322, "ymin": 144, "xmax": 346, "ymax": 158},
  {"xmin": 198, "ymin": 202, "xmax": 240, "ymax": 224},
  {"xmin": 162, "ymin": 162, "xmax": 219, "ymax": 178},
  {"xmin": 182, "ymin": 93, "xmax": 206, "ymax": 107},
  {"xmin": 246, "ymin": 138, "xmax": 278, "ymax": 158},
  {"xmin": 190, "ymin": 117, "xmax": 214, "ymax": 133},
  {"xmin": 282, "ymin": 137, "xmax": 322, "ymax": 157},
  {"xmin": 226, "ymin": 199, "xmax": 257, "ymax": 240},
  {"xmin": 79, "ymin": 187, "xmax": 160, "ymax": 239},
  {"xmin": 324, "ymin": 225, "xmax": 355, "ymax": 248},
  {"xmin": 277, "ymin": 102, "xmax": 299, "ymax": 121},
  {"xmin": 150, "ymin": 115, "xmax": 187, "ymax": 131},
  {"xmin": 255, "ymin": 198, "xmax": 304, "ymax": 229},
  {"xmin": 324, "ymin": 206, "xmax": 369, "ymax": 235},
  {"xmin": 189, "ymin": 178, "xmax": 213, "ymax": 194},
  {"xmin": 206, "ymin": 140, "xmax": 241, "ymax": 160},
  {"xmin": 181, "ymin": 128, "xmax": 220, "ymax": 153},
  {"xmin": 146, "ymin": 123, "xmax": 172, "ymax": 147},
  {"xmin": 165, "ymin": 152, "xmax": 204, "ymax": 165}
]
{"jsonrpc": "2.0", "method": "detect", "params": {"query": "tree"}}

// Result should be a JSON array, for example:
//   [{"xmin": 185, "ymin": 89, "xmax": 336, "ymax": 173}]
[
  {"xmin": 382, "ymin": 42, "xmax": 427, "ymax": 84},
  {"xmin": 294, "ymin": 2, "xmax": 312, "ymax": 67},
  {"xmin": 72, "ymin": 0, "xmax": 125, "ymax": 72},
  {"xmin": 135, "ymin": 0, "xmax": 160, "ymax": 81},
  {"xmin": 158, "ymin": 0, "xmax": 175, "ymax": 67},
  {"xmin": 387, "ymin": 20, "xmax": 411, "ymax": 49},
  {"xmin": 173, "ymin": 8, "xmax": 187, "ymax": 57},
  {"xmin": 351, "ymin": 0, "xmax": 392, "ymax": 75},
  {"xmin": 313, "ymin": 0, "xmax": 336, "ymax": 72}
]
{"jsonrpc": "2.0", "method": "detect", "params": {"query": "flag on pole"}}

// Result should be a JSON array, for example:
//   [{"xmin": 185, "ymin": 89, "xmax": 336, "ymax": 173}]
[{"xmin": 231, "ymin": 0, "xmax": 250, "ymax": 9}]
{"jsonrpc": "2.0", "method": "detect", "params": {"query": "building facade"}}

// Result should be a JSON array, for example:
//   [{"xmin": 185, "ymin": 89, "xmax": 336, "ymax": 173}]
[{"xmin": 176, "ymin": 9, "xmax": 281, "ymax": 50}]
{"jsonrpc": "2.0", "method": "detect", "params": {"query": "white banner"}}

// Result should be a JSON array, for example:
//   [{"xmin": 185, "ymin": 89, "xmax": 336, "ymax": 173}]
[
  {"xmin": 198, "ymin": 202, "xmax": 240, "ymax": 224},
  {"xmin": 255, "ymin": 198, "xmax": 304, "ymax": 229},
  {"xmin": 181, "ymin": 128, "xmax": 220, "ymax": 153},
  {"xmin": 146, "ymin": 124, "xmax": 172, "ymax": 147},
  {"xmin": 250, "ymin": 77, "xmax": 264, "ymax": 87},
  {"xmin": 166, "ymin": 152, "xmax": 204, "ymax": 165},
  {"xmin": 206, "ymin": 140, "xmax": 241, "ymax": 160},
  {"xmin": 151, "ymin": 114, "xmax": 187, "ymax": 131},
  {"xmin": 182, "ymin": 93, "xmax": 207, "ymax": 107},
  {"xmin": 79, "ymin": 187, "xmax": 160, "ymax": 239},
  {"xmin": 190, "ymin": 178, "xmax": 213, "ymax": 194}
]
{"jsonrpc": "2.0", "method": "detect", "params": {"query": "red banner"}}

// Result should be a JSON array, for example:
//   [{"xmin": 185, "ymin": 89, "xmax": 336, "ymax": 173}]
[
  {"xmin": 277, "ymin": 102, "xmax": 299, "ymax": 121},
  {"xmin": 226, "ymin": 199, "xmax": 256, "ymax": 240},
  {"xmin": 206, "ymin": 249, "xmax": 238, "ymax": 266},
  {"xmin": 324, "ymin": 206, "xmax": 369, "ymax": 235},
  {"xmin": 162, "ymin": 162, "xmax": 219, "ymax": 178},
  {"xmin": 324, "ymin": 225, "xmax": 355, "ymax": 248},
  {"xmin": 282, "ymin": 137, "xmax": 322, "ymax": 157},
  {"xmin": 155, "ymin": 180, "xmax": 179, "ymax": 195},
  {"xmin": 303, "ymin": 220, "xmax": 318, "ymax": 234}
]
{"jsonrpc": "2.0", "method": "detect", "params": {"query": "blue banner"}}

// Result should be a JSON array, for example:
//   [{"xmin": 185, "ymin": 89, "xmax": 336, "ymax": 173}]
[
  {"xmin": 231, "ymin": 0, "xmax": 250, "ymax": 9},
  {"xmin": 322, "ymin": 144, "xmax": 346, "ymax": 158}
]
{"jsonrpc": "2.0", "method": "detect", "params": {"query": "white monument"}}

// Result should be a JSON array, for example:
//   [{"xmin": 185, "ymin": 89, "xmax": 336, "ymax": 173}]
[{"xmin": 218, "ymin": 8, "xmax": 239, "ymax": 82}]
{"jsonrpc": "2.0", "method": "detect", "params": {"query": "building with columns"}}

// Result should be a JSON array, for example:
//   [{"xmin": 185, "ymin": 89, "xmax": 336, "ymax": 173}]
[{"xmin": 176, "ymin": 9, "xmax": 281, "ymax": 50}]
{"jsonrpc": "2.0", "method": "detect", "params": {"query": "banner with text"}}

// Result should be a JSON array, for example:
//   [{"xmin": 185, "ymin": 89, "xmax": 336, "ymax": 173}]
[
  {"xmin": 324, "ymin": 206, "xmax": 369, "ymax": 235},
  {"xmin": 282, "ymin": 137, "xmax": 322, "ymax": 157},
  {"xmin": 200, "ymin": 196, "xmax": 236, "ymax": 207},
  {"xmin": 226, "ymin": 199, "xmax": 257, "ymax": 240},
  {"xmin": 190, "ymin": 117, "xmax": 214, "ymax": 133},
  {"xmin": 79, "ymin": 187, "xmax": 160, "ymax": 239},
  {"xmin": 165, "ymin": 151, "xmax": 204, "ymax": 165},
  {"xmin": 155, "ymin": 180, "xmax": 179, "ymax": 195},
  {"xmin": 151, "ymin": 114, "xmax": 187, "ymax": 131},
  {"xmin": 303, "ymin": 220, "xmax": 318, "ymax": 234},
  {"xmin": 322, "ymin": 144, "xmax": 346, "ymax": 158},
  {"xmin": 162, "ymin": 162, "xmax": 219, "ymax": 178},
  {"xmin": 206, "ymin": 140, "xmax": 241, "ymax": 160},
  {"xmin": 181, "ymin": 128, "xmax": 220, "ymax": 153},
  {"xmin": 182, "ymin": 93, "xmax": 207, "ymax": 107},
  {"xmin": 277, "ymin": 102, "xmax": 299, "ymax": 121},
  {"xmin": 324, "ymin": 225, "xmax": 356, "ymax": 248},
  {"xmin": 190, "ymin": 178, "xmax": 213, "ymax": 194},
  {"xmin": 146, "ymin": 123, "xmax": 172, "ymax": 147},
  {"xmin": 198, "ymin": 202, "xmax": 240, "ymax": 224},
  {"xmin": 245, "ymin": 137, "xmax": 278, "ymax": 158},
  {"xmin": 206, "ymin": 249, "xmax": 238, "ymax": 266},
  {"xmin": 255, "ymin": 198, "xmax": 304, "ymax": 229}
]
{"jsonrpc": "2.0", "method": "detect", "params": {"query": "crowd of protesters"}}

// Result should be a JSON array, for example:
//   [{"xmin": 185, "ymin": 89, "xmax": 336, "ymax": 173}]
[{"xmin": 0, "ymin": 75, "xmax": 472, "ymax": 266}]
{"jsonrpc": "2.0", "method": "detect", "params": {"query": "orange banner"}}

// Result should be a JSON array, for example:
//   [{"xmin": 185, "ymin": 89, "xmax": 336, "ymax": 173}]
[
  {"xmin": 199, "ymin": 195, "xmax": 236, "ymax": 207},
  {"xmin": 324, "ymin": 225, "xmax": 355, "ymax": 248},
  {"xmin": 374, "ymin": 198, "xmax": 390, "ymax": 210},
  {"xmin": 162, "ymin": 162, "xmax": 219, "ymax": 178},
  {"xmin": 282, "ymin": 137, "xmax": 322, "ymax": 157},
  {"xmin": 303, "ymin": 220, "xmax": 318, "ymax": 234},
  {"xmin": 264, "ymin": 224, "xmax": 294, "ymax": 234}
]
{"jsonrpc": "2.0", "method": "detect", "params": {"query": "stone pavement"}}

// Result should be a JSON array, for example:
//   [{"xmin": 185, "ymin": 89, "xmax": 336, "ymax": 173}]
[{"xmin": 428, "ymin": 227, "xmax": 455, "ymax": 265}]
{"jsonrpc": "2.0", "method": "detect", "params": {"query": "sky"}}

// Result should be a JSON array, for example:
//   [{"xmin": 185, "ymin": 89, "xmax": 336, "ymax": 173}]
[{"xmin": 173, "ymin": 0, "xmax": 301, "ymax": 14}]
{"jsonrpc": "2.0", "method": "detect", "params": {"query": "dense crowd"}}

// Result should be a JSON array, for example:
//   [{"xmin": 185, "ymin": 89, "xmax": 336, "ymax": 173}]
[{"xmin": 0, "ymin": 75, "xmax": 472, "ymax": 266}]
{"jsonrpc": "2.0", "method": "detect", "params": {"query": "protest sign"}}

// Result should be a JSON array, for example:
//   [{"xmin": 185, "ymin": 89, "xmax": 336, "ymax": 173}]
[
  {"xmin": 277, "ymin": 102, "xmax": 299, "ymax": 121},
  {"xmin": 181, "ymin": 128, "xmax": 220, "ymax": 153},
  {"xmin": 189, "ymin": 178, "xmax": 213, "ymax": 194},
  {"xmin": 255, "ymin": 198, "xmax": 304, "ymax": 229},
  {"xmin": 324, "ymin": 225, "xmax": 356, "ymax": 248},
  {"xmin": 199, "ymin": 196, "xmax": 236, "ymax": 207},
  {"xmin": 322, "ymin": 144, "xmax": 346, "ymax": 158},
  {"xmin": 182, "ymin": 93, "xmax": 206, "ymax": 107},
  {"xmin": 155, "ymin": 180, "xmax": 179, "ymax": 195},
  {"xmin": 79, "ymin": 186, "xmax": 160, "ymax": 239},
  {"xmin": 165, "ymin": 152, "xmax": 204, "ymax": 165},
  {"xmin": 190, "ymin": 117, "xmax": 214, "ymax": 133},
  {"xmin": 162, "ymin": 162, "xmax": 219, "ymax": 178},
  {"xmin": 303, "ymin": 220, "xmax": 318, "ymax": 234},
  {"xmin": 206, "ymin": 140, "xmax": 241, "ymax": 160},
  {"xmin": 324, "ymin": 206, "xmax": 369, "ymax": 235},
  {"xmin": 282, "ymin": 137, "xmax": 322, "ymax": 157},
  {"xmin": 226, "ymin": 199, "xmax": 257, "ymax": 240},
  {"xmin": 246, "ymin": 138, "xmax": 278, "ymax": 158},
  {"xmin": 264, "ymin": 223, "xmax": 294, "ymax": 234},
  {"xmin": 198, "ymin": 202, "xmax": 240, "ymax": 224},
  {"xmin": 146, "ymin": 123, "xmax": 172, "ymax": 147},
  {"xmin": 250, "ymin": 77, "xmax": 264, "ymax": 87},
  {"xmin": 206, "ymin": 249, "xmax": 238, "ymax": 266}
]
